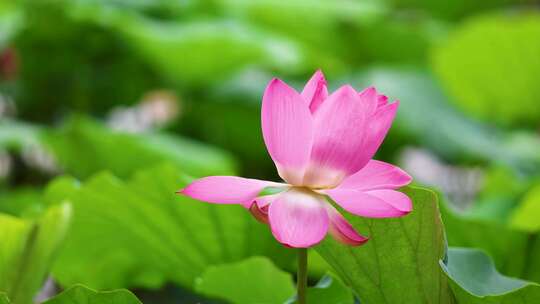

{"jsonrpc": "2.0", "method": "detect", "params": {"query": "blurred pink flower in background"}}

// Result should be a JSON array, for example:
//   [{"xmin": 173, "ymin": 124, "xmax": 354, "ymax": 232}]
[
  {"xmin": 178, "ymin": 70, "xmax": 412, "ymax": 248},
  {"xmin": 0, "ymin": 48, "xmax": 17, "ymax": 80}
]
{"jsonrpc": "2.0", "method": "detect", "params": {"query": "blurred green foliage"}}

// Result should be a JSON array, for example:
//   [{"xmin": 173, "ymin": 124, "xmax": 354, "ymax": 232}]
[
  {"xmin": 441, "ymin": 248, "xmax": 540, "ymax": 303},
  {"xmin": 299, "ymin": 273, "xmax": 354, "ymax": 304},
  {"xmin": 43, "ymin": 164, "xmax": 293, "ymax": 290},
  {"xmin": 194, "ymin": 256, "xmax": 295, "ymax": 304},
  {"xmin": 1, "ymin": 0, "xmax": 540, "ymax": 302},
  {"xmin": 0, "ymin": 119, "xmax": 41, "ymax": 151},
  {"xmin": 352, "ymin": 68, "xmax": 540, "ymax": 172},
  {"xmin": 43, "ymin": 116, "xmax": 236, "ymax": 179},
  {"xmin": 0, "ymin": 204, "xmax": 71, "ymax": 304},
  {"xmin": 14, "ymin": 1, "xmax": 160, "ymax": 120},
  {"xmin": 432, "ymin": 12, "xmax": 540, "ymax": 127},
  {"xmin": 0, "ymin": 186, "xmax": 42, "ymax": 217},
  {"xmin": 1, "ymin": 284, "xmax": 144, "ymax": 304},
  {"xmin": 511, "ymin": 185, "xmax": 540, "ymax": 232},
  {"xmin": 42, "ymin": 285, "xmax": 143, "ymax": 304},
  {"xmin": 391, "ymin": 0, "xmax": 525, "ymax": 20}
]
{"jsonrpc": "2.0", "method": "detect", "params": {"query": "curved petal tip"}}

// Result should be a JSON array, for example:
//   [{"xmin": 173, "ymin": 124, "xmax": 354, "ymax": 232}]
[
  {"xmin": 327, "ymin": 206, "xmax": 369, "ymax": 246},
  {"xmin": 249, "ymin": 202, "xmax": 269, "ymax": 224}
]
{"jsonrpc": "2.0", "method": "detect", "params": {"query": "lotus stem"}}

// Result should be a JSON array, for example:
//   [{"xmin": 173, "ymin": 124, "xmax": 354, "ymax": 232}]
[{"xmin": 297, "ymin": 248, "xmax": 308, "ymax": 304}]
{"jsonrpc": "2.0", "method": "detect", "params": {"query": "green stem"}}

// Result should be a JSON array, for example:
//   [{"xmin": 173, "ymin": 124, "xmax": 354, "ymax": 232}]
[{"xmin": 297, "ymin": 248, "xmax": 308, "ymax": 304}]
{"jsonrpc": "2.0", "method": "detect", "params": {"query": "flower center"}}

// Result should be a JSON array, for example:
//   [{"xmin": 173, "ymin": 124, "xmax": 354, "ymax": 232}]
[
  {"xmin": 301, "ymin": 163, "xmax": 346, "ymax": 190},
  {"xmin": 287, "ymin": 186, "xmax": 326, "ymax": 202}
]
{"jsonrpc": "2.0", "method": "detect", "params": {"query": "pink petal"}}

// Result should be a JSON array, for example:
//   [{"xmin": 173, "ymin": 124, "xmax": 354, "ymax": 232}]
[
  {"xmin": 268, "ymin": 189, "xmax": 329, "ymax": 248},
  {"xmin": 178, "ymin": 176, "xmax": 280, "ymax": 205},
  {"xmin": 255, "ymin": 194, "xmax": 280, "ymax": 208},
  {"xmin": 377, "ymin": 94, "xmax": 389, "ymax": 108},
  {"xmin": 301, "ymin": 70, "xmax": 328, "ymax": 113},
  {"xmin": 249, "ymin": 202, "xmax": 269, "ymax": 224},
  {"xmin": 358, "ymin": 86, "xmax": 378, "ymax": 115},
  {"xmin": 324, "ymin": 188, "xmax": 412, "ymax": 218},
  {"xmin": 247, "ymin": 193, "xmax": 282, "ymax": 223},
  {"xmin": 338, "ymin": 160, "xmax": 412, "ymax": 191},
  {"xmin": 303, "ymin": 85, "xmax": 370, "ymax": 187},
  {"xmin": 361, "ymin": 101, "xmax": 399, "ymax": 164},
  {"xmin": 262, "ymin": 78, "xmax": 314, "ymax": 185},
  {"xmin": 326, "ymin": 205, "xmax": 368, "ymax": 246}
]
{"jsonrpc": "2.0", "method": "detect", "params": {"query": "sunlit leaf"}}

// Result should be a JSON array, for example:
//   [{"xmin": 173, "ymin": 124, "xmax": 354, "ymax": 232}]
[
  {"xmin": 286, "ymin": 272, "xmax": 354, "ymax": 304},
  {"xmin": 441, "ymin": 248, "xmax": 540, "ymax": 303},
  {"xmin": 0, "ymin": 285, "xmax": 142, "ymax": 304},
  {"xmin": 0, "ymin": 204, "xmax": 71, "ymax": 304},
  {"xmin": 0, "ymin": 1, "xmax": 21, "ymax": 48},
  {"xmin": 315, "ymin": 186, "xmax": 454, "ymax": 303},
  {"xmin": 0, "ymin": 215, "xmax": 30, "ymax": 294},
  {"xmin": 511, "ymin": 185, "xmax": 540, "ymax": 233},
  {"xmin": 432, "ymin": 12, "xmax": 540, "ymax": 127},
  {"xmin": 305, "ymin": 250, "xmax": 333, "ymax": 278},
  {"xmin": 43, "ymin": 285, "xmax": 142, "ymax": 304},
  {"xmin": 305, "ymin": 273, "xmax": 353, "ymax": 304},
  {"xmin": 195, "ymin": 256, "xmax": 295, "ymax": 304},
  {"xmin": 45, "ymin": 163, "xmax": 293, "ymax": 290}
]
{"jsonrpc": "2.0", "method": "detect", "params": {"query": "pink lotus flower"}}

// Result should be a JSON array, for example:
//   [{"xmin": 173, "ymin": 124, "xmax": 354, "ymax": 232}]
[{"xmin": 178, "ymin": 70, "xmax": 412, "ymax": 248}]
